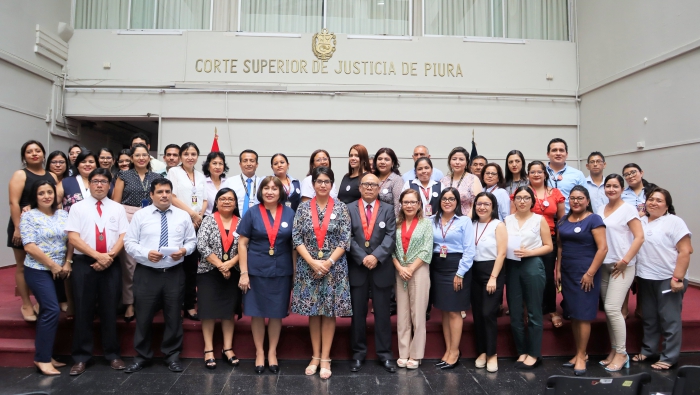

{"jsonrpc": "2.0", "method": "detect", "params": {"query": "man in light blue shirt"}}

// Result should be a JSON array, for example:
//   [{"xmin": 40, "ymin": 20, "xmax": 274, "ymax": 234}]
[
  {"xmin": 402, "ymin": 145, "xmax": 444, "ymax": 182},
  {"xmin": 584, "ymin": 151, "xmax": 608, "ymax": 213},
  {"xmin": 545, "ymin": 138, "xmax": 586, "ymax": 212}
]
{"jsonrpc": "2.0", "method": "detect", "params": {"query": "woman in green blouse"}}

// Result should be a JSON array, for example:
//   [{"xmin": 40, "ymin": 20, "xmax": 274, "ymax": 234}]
[{"xmin": 392, "ymin": 189, "xmax": 433, "ymax": 369}]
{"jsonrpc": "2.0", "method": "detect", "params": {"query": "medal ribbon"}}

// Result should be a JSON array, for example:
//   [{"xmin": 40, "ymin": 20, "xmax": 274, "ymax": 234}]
[
  {"xmin": 258, "ymin": 203, "xmax": 283, "ymax": 251},
  {"xmin": 214, "ymin": 212, "xmax": 238, "ymax": 257},
  {"xmin": 358, "ymin": 199, "xmax": 380, "ymax": 243},
  {"xmin": 401, "ymin": 216, "xmax": 419, "ymax": 256},
  {"xmin": 311, "ymin": 197, "xmax": 335, "ymax": 254}
]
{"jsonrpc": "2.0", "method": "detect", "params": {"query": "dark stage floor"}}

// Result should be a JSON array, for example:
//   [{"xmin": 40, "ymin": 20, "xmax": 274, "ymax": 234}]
[{"xmin": 1, "ymin": 353, "xmax": 697, "ymax": 395}]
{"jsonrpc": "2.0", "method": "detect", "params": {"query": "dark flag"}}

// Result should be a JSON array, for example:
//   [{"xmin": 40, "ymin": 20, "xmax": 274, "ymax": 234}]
[{"xmin": 470, "ymin": 129, "xmax": 477, "ymax": 164}]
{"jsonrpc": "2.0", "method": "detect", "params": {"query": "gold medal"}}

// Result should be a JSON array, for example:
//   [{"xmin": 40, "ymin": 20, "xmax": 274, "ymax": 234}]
[
  {"xmin": 269, "ymin": 248, "xmax": 274, "ymax": 256},
  {"xmin": 222, "ymin": 253, "xmax": 229, "ymax": 261},
  {"xmin": 403, "ymin": 254, "xmax": 407, "ymax": 261},
  {"xmin": 317, "ymin": 251, "xmax": 323, "ymax": 258},
  {"xmin": 364, "ymin": 241, "xmax": 370, "ymax": 248},
  {"xmin": 98, "ymin": 233, "xmax": 104, "ymax": 241}
]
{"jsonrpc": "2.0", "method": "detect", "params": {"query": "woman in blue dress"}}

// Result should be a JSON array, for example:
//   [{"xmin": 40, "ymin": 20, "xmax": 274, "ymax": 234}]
[
  {"xmin": 237, "ymin": 176, "xmax": 296, "ymax": 374},
  {"xmin": 556, "ymin": 185, "xmax": 608, "ymax": 375}
]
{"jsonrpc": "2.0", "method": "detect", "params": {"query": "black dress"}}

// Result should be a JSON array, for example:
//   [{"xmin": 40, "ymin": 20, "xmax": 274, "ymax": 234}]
[
  {"xmin": 338, "ymin": 174, "xmax": 361, "ymax": 204},
  {"xmin": 7, "ymin": 169, "xmax": 55, "ymax": 249}
]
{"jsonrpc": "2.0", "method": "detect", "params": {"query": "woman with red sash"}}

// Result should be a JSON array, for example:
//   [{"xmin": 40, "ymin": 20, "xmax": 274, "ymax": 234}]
[
  {"xmin": 238, "ymin": 176, "xmax": 296, "ymax": 374},
  {"xmin": 196, "ymin": 188, "xmax": 242, "ymax": 370},
  {"xmin": 291, "ymin": 166, "xmax": 352, "ymax": 380}
]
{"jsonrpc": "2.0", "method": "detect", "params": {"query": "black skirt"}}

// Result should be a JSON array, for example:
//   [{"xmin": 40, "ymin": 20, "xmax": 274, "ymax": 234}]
[
  {"xmin": 430, "ymin": 252, "xmax": 472, "ymax": 312},
  {"xmin": 196, "ymin": 269, "xmax": 242, "ymax": 320}
]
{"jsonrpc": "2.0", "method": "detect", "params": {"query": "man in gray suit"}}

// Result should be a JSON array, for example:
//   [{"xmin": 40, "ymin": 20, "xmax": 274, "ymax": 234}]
[{"xmin": 347, "ymin": 173, "xmax": 397, "ymax": 373}]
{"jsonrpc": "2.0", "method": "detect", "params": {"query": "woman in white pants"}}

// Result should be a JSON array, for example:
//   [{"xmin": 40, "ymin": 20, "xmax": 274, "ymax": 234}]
[{"xmin": 597, "ymin": 174, "xmax": 644, "ymax": 371}]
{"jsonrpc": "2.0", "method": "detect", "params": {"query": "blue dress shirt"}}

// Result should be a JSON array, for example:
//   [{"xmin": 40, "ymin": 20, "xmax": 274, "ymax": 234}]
[{"xmin": 431, "ymin": 215, "xmax": 475, "ymax": 277}]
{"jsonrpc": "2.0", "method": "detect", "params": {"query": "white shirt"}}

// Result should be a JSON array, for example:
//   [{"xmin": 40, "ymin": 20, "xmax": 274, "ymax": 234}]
[
  {"xmin": 505, "ymin": 213, "xmax": 543, "ymax": 251},
  {"xmin": 598, "ymin": 203, "xmax": 640, "ymax": 266},
  {"xmin": 402, "ymin": 179, "xmax": 442, "ymax": 215},
  {"xmin": 402, "ymin": 167, "xmax": 444, "ymax": 182},
  {"xmin": 150, "ymin": 156, "xmax": 167, "ymax": 175},
  {"xmin": 473, "ymin": 219, "xmax": 501, "ymax": 261},
  {"xmin": 636, "ymin": 214, "xmax": 692, "ymax": 280},
  {"xmin": 204, "ymin": 176, "xmax": 226, "ymax": 216},
  {"xmin": 167, "ymin": 166, "xmax": 207, "ymax": 213},
  {"xmin": 64, "ymin": 195, "xmax": 129, "ymax": 254},
  {"xmin": 361, "ymin": 199, "xmax": 378, "ymax": 213},
  {"xmin": 124, "ymin": 204, "xmax": 197, "ymax": 268},
  {"xmin": 485, "ymin": 185, "xmax": 511, "ymax": 222},
  {"xmin": 223, "ymin": 174, "xmax": 263, "ymax": 214},
  {"xmin": 300, "ymin": 175, "xmax": 338, "ymax": 199},
  {"xmin": 586, "ymin": 176, "xmax": 609, "ymax": 214}
]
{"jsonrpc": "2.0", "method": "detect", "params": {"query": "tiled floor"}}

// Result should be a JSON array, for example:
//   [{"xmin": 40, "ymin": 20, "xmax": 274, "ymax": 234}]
[{"xmin": 1, "ymin": 353, "xmax": 695, "ymax": 395}]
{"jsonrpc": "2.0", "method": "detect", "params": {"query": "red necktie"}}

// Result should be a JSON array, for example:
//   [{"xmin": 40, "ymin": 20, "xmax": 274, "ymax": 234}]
[
  {"xmin": 365, "ymin": 203, "xmax": 373, "ymax": 223},
  {"xmin": 95, "ymin": 201, "xmax": 107, "ymax": 253}
]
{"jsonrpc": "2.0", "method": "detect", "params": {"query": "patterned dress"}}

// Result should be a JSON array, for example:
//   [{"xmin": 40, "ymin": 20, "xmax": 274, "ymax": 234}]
[
  {"xmin": 117, "ymin": 169, "xmax": 163, "ymax": 207},
  {"xmin": 440, "ymin": 173, "xmax": 481, "ymax": 216},
  {"xmin": 291, "ymin": 199, "xmax": 353, "ymax": 317}
]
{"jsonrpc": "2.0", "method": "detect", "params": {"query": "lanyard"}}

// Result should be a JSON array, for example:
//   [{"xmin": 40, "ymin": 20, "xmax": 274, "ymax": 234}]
[
  {"xmin": 474, "ymin": 219, "xmax": 492, "ymax": 246},
  {"xmin": 450, "ymin": 172, "xmax": 466, "ymax": 189},
  {"xmin": 439, "ymin": 216, "xmax": 457, "ymax": 241},
  {"xmin": 241, "ymin": 175, "xmax": 257, "ymax": 198}
]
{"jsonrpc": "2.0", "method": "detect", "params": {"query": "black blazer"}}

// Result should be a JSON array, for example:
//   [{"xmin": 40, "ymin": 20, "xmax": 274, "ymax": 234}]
[
  {"xmin": 347, "ymin": 199, "xmax": 396, "ymax": 288},
  {"xmin": 408, "ymin": 181, "xmax": 441, "ymax": 215}
]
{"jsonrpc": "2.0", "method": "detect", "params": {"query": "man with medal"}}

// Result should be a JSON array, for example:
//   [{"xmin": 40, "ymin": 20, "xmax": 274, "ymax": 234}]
[
  {"xmin": 545, "ymin": 138, "xmax": 586, "ymax": 212},
  {"xmin": 346, "ymin": 173, "xmax": 398, "ymax": 373},
  {"xmin": 123, "ymin": 178, "xmax": 197, "ymax": 373},
  {"xmin": 222, "ymin": 149, "xmax": 262, "ymax": 218},
  {"xmin": 65, "ymin": 168, "xmax": 129, "ymax": 376}
]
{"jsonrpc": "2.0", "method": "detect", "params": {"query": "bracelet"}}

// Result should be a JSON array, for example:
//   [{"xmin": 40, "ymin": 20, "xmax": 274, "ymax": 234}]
[
  {"xmin": 489, "ymin": 274, "xmax": 497, "ymax": 279},
  {"xmin": 620, "ymin": 258, "xmax": 628, "ymax": 264},
  {"xmin": 673, "ymin": 277, "xmax": 682, "ymax": 282},
  {"xmin": 240, "ymin": 271, "xmax": 248, "ymax": 276},
  {"xmin": 585, "ymin": 272, "xmax": 594, "ymax": 278},
  {"xmin": 65, "ymin": 259, "xmax": 73, "ymax": 264},
  {"xmin": 328, "ymin": 258, "xmax": 335, "ymax": 265}
]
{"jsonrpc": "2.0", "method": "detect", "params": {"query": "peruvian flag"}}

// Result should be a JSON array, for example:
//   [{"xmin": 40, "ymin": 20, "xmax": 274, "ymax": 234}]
[{"xmin": 211, "ymin": 127, "xmax": 220, "ymax": 152}]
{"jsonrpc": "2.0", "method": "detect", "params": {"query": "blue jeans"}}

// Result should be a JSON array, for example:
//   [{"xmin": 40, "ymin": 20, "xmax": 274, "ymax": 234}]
[{"xmin": 24, "ymin": 266, "xmax": 60, "ymax": 363}]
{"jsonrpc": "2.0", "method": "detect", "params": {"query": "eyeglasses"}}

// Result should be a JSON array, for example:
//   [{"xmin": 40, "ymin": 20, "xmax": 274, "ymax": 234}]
[
  {"xmin": 588, "ymin": 160, "xmax": 605, "ymax": 164},
  {"xmin": 360, "ymin": 182, "xmax": 379, "ymax": 189},
  {"xmin": 314, "ymin": 157, "xmax": 329, "ymax": 164},
  {"xmin": 475, "ymin": 202, "xmax": 492, "ymax": 207},
  {"xmin": 90, "ymin": 179, "xmax": 109, "ymax": 185},
  {"xmin": 623, "ymin": 170, "xmax": 638, "ymax": 178},
  {"xmin": 441, "ymin": 197, "xmax": 457, "ymax": 203},
  {"xmin": 99, "ymin": 156, "xmax": 113, "ymax": 161},
  {"xmin": 50, "ymin": 160, "xmax": 66, "ymax": 166},
  {"xmin": 118, "ymin": 160, "xmax": 131, "ymax": 164},
  {"xmin": 133, "ymin": 154, "xmax": 149, "ymax": 159},
  {"xmin": 483, "ymin": 172, "xmax": 498, "ymax": 177},
  {"xmin": 514, "ymin": 196, "xmax": 532, "ymax": 202},
  {"xmin": 315, "ymin": 179, "xmax": 332, "ymax": 186},
  {"xmin": 528, "ymin": 171, "xmax": 544, "ymax": 175},
  {"xmin": 217, "ymin": 197, "xmax": 236, "ymax": 203},
  {"xmin": 569, "ymin": 196, "xmax": 587, "ymax": 202},
  {"xmin": 401, "ymin": 201, "xmax": 419, "ymax": 206}
]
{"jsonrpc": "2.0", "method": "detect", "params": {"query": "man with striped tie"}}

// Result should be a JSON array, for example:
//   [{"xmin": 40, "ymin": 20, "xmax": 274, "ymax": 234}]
[{"xmin": 123, "ymin": 178, "xmax": 197, "ymax": 373}]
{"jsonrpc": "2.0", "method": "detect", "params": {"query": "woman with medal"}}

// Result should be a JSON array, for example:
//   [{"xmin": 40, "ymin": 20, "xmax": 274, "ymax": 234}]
[
  {"xmin": 238, "ymin": 176, "xmax": 296, "ymax": 374},
  {"xmin": 271, "ymin": 153, "xmax": 302, "ymax": 211},
  {"xmin": 480, "ymin": 163, "xmax": 510, "ymax": 221},
  {"xmin": 430, "ymin": 187, "xmax": 475, "ymax": 370},
  {"xmin": 202, "ymin": 151, "xmax": 229, "ymax": 216},
  {"xmin": 392, "ymin": 189, "xmax": 433, "ymax": 369},
  {"xmin": 402, "ymin": 157, "xmax": 442, "ymax": 217},
  {"xmin": 196, "ymin": 188, "xmax": 242, "ymax": 369},
  {"xmin": 169, "ymin": 142, "xmax": 207, "ymax": 321},
  {"xmin": 633, "ymin": 188, "xmax": 692, "ymax": 370},
  {"xmin": 291, "ymin": 166, "xmax": 352, "ymax": 380},
  {"xmin": 440, "ymin": 147, "xmax": 482, "ymax": 218},
  {"xmin": 470, "ymin": 192, "xmax": 507, "ymax": 372},
  {"xmin": 112, "ymin": 143, "xmax": 163, "ymax": 322},
  {"xmin": 504, "ymin": 150, "xmax": 529, "ymax": 195},
  {"xmin": 555, "ymin": 186, "xmax": 607, "ymax": 375},
  {"xmin": 526, "ymin": 160, "xmax": 565, "ymax": 328},
  {"xmin": 58, "ymin": 150, "xmax": 98, "ymax": 213},
  {"xmin": 338, "ymin": 144, "xmax": 371, "ymax": 204},
  {"xmin": 504, "ymin": 186, "xmax": 552, "ymax": 369},
  {"xmin": 621, "ymin": 163, "xmax": 654, "ymax": 217},
  {"xmin": 300, "ymin": 149, "xmax": 338, "ymax": 202},
  {"xmin": 373, "ymin": 147, "xmax": 404, "ymax": 216}
]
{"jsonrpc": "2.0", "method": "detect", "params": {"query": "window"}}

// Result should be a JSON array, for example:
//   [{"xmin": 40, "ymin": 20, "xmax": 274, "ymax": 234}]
[
  {"xmin": 74, "ymin": 0, "xmax": 213, "ymax": 30},
  {"xmin": 239, "ymin": 0, "xmax": 411, "ymax": 36},
  {"xmin": 424, "ymin": 0, "xmax": 568, "ymax": 41}
]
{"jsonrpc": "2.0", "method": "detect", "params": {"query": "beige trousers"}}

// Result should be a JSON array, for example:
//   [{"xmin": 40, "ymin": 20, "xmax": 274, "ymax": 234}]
[
  {"xmin": 395, "ymin": 263, "xmax": 431, "ymax": 360},
  {"xmin": 600, "ymin": 263, "xmax": 635, "ymax": 354},
  {"xmin": 120, "ymin": 205, "xmax": 141, "ymax": 305}
]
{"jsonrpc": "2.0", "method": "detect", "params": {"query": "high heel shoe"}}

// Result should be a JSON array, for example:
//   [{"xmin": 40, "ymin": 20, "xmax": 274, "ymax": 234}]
[
  {"xmin": 183, "ymin": 309, "xmax": 200, "ymax": 321},
  {"xmin": 563, "ymin": 354, "xmax": 588, "ymax": 368},
  {"xmin": 440, "ymin": 358, "xmax": 460, "ymax": 370},
  {"xmin": 203, "ymin": 350, "xmax": 216, "ymax": 370},
  {"xmin": 34, "ymin": 362, "xmax": 60, "ymax": 376},
  {"xmin": 319, "ymin": 359, "xmax": 332, "ymax": 380},
  {"xmin": 124, "ymin": 313, "xmax": 135, "ymax": 323},
  {"xmin": 21, "ymin": 306, "xmax": 37, "ymax": 322},
  {"xmin": 574, "ymin": 368, "xmax": 587, "ymax": 376},
  {"xmin": 254, "ymin": 363, "xmax": 265, "ymax": 374},
  {"xmin": 435, "ymin": 360, "xmax": 447, "ymax": 367},
  {"xmin": 222, "ymin": 348, "xmax": 239, "ymax": 367},
  {"xmin": 604, "ymin": 355, "xmax": 630, "ymax": 372}
]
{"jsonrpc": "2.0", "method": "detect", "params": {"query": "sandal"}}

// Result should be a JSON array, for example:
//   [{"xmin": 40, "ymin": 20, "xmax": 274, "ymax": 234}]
[
  {"xmin": 319, "ymin": 359, "xmax": 332, "ymax": 380},
  {"xmin": 305, "ymin": 356, "xmax": 320, "ymax": 376},
  {"xmin": 204, "ymin": 350, "xmax": 216, "ymax": 370},
  {"xmin": 406, "ymin": 359, "xmax": 420, "ymax": 369},
  {"xmin": 222, "ymin": 348, "xmax": 239, "ymax": 367},
  {"xmin": 632, "ymin": 354, "xmax": 648, "ymax": 363},
  {"xmin": 652, "ymin": 361, "xmax": 673, "ymax": 370},
  {"xmin": 397, "ymin": 358, "xmax": 408, "ymax": 368},
  {"xmin": 551, "ymin": 313, "xmax": 563, "ymax": 328}
]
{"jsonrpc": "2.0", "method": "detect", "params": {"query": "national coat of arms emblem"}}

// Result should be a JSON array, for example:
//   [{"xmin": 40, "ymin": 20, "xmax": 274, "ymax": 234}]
[{"xmin": 312, "ymin": 28, "xmax": 336, "ymax": 61}]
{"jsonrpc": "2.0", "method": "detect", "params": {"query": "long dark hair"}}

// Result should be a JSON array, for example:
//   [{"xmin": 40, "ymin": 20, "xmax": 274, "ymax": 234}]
[
  {"xmin": 202, "ymin": 152, "xmax": 229, "ymax": 177},
  {"xmin": 20, "ymin": 140, "xmax": 46, "ymax": 166},
  {"xmin": 527, "ymin": 160, "xmax": 550, "ymax": 187},
  {"xmin": 622, "ymin": 163, "xmax": 655, "ymax": 198},
  {"xmin": 397, "ymin": 189, "xmax": 424, "ymax": 226},
  {"xmin": 29, "ymin": 180, "xmax": 58, "ymax": 211},
  {"xmin": 307, "ymin": 149, "xmax": 332, "ymax": 176},
  {"xmin": 347, "ymin": 144, "xmax": 372, "ymax": 177},
  {"xmin": 480, "ymin": 163, "xmax": 505, "ymax": 188},
  {"xmin": 447, "ymin": 146, "xmax": 470, "ymax": 174},
  {"xmin": 645, "ymin": 187, "xmax": 676, "ymax": 216},
  {"xmin": 434, "ymin": 187, "xmax": 463, "ymax": 226},
  {"xmin": 373, "ymin": 147, "xmax": 401, "ymax": 176},
  {"xmin": 504, "ymin": 150, "xmax": 527, "ymax": 183},
  {"xmin": 561, "ymin": 185, "xmax": 593, "ymax": 221},
  {"xmin": 471, "ymin": 191, "xmax": 499, "ymax": 221},
  {"xmin": 512, "ymin": 186, "xmax": 536, "ymax": 209},
  {"xmin": 212, "ymin": 187, "xmax": 241, "ymax": 217},
  {"xmin": 45, "ymin": 150, "xmax": 70, "ymax": 180},
  {"xmin": 130, "ymin": 143, "xmax": 152, "ymax": 171}
]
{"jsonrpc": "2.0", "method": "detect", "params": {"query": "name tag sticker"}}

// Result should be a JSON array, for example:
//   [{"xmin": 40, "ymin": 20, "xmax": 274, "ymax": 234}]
[
  {"xmin": 432, "ymin": 192, "xmax": 438, "ymax": 197},
  {"xmin": 379, "ymin": 221, "xmax": 385, "ymax": 229},
  {"xmin": 109, "ymin": 216, "xmax": 116, "ymax": 223},
  {"xmin": 599, "ymin": 379, "xmax": 612, "ymax": 384},
  {"xmin": 281, "ymin": 222, "xmax": 288, "ymax": 228}
]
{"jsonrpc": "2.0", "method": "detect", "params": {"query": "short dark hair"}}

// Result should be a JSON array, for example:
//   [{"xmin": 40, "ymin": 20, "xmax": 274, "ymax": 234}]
[
  {"xmin": 88, "ymin": 168, "xmax": 113, "ymax": 183},
  {"xmin": 119, "ymin": 148, "xmax": 131, "ymax": 157},
  {"xmin": 164, "ymin": 144, "xmax": 180, "ymax": 154},
  {"xmin": 75, "ymin": 150, "xmax": 98, "ymax": 169},
  {"xmin": 481, "ymin": 163, "xmax": 505, "ymax": 188},
  {"xmin": 21, "ymin": 140, "xmax": 46, "ymax": 165},
  {"xmin": 131, "ymin": 133, "xmax": 150, "ymax": 146},
  {"xmin": 471, "ymin": 191, "xmax": 499, "ymax": 221},
  {"xmin": 212, "ymin": 187, "xmax": 240, "ymax": 217},
  {"xmin": 471, "ymin": 155, "xmax": 488, "ymax": 165},
  {"xmin": 397, "ymin": 189, "xmax": 424, "ymax": 226},
  {"xmin": 547, "ymin": 138, "xmax": 568, "ymax": 153},
  {"xmin": 308, "ymin": 149, "xmax": 332, "ymax": 176},
  {"xmin": 372, "ymin": 147, "xmax": 401, "ymax": 176},
  {"xmin": 646, "ymin": 187, "xmax": 676, "ymax": 216},
  {"xmin": 69, "ymin": 144, "xmax": 83, "ymax": 153},
  {"xmin": 179, "ymin": 142, "xmax": 200, "ymax": 156},
  {"xmin": 434, "ymin": 187, "xmax": 463, "ymax": 226},
  {"xmin": 271, "ymin": 153, "xmax": 289, "ymax": 166},
  {"xmin": 311, "ymin": 166, "xmax": 334, "ymax": 185},
  {"xmin": 202, "ymin": 152, "xmax": 229, "ymax": 177},
  {"xmin": 130, "ymin": 143, "xmax": 152, "ymax": 171},
  {"xmin": 527, "ymin": 160, "xmax": 550, "ymax": 187},
  {"xmin": 587, "ymin": 151, "xmax": 605, "ymax": 163},
  {"xmin": 29, "ymin": 180, "xmax": 58, "ymax": 211},
  {"xmin": 447, "ymin": 147, "xmax": 470, "ymax": 174},
  {"xmin": 45, "ymin": 150, "xmax": 70, "ymax": 179},
  {"xmin": 239, "ymin": 149, "xmax": 258, "ymax": 163},
  {"xmin": 512, "ymin": 186, "xmax": 536, "ymax": 209},
  {"xmin": 150, "ymin": 178, "xmax": 172, "ymax": 193},
  {"xmin": 563, "ymin": 185, "xmax": 593, "ymax": 219},
  {"xmin": 414, "ymin": 157, "xmax": 433, "ymax": 172},
  {"xmin": 256, "ymin": 176, "xmax": 288, "ymax": 205},
  {"xmin": 99, "ymin": 148, "xmax": 115, "ymax": 160},
  {"xmin": 604, "ymin": 173, "xmax": 625, "ymax": 190}
]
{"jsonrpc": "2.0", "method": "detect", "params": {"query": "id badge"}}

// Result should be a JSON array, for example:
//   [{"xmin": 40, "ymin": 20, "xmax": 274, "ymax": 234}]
[
  {"xmin": 285, "ymin": 201, "xmax": 292, "ymax": 208},
  {"xmin": 425, "ymin": 205, "xmax": 432, "ymax": 216},
  {"xmin": 191, "ymin": 195, "xmax": 198, "ymax": 206},
  {"xmin": 439, "ymin": 245, "xmax": 448, "ymax": 258},
  {"xmin": 141, "ymin": 198, "xmax": 149, "ymax": 208}
]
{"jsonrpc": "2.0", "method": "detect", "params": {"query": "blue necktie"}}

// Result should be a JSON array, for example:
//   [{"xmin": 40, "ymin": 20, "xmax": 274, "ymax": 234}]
[
  {"xmin": 159, "ymin": 210, "xmax": 168, "ymax": 248},
  {"xmin": 242, "ymin": 178, "xmax": 252, "ymax": 216}
]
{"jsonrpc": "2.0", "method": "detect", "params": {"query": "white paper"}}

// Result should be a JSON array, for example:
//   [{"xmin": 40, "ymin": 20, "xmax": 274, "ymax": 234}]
[
  {"xmin": 159, "ymin": 246, "xmax": 180, "ymax": 256},
  {"xmin": 661, "ymin": 289, "xmax": 673, "ymax": 294},
  {"xmin": 506, "ymin": 235, "xmax": 522, "ymax": 261}
]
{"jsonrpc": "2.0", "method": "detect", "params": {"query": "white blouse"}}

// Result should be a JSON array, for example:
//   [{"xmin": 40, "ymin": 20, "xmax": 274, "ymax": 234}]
[
  {"xmin": 473, "ymin": 219, "xmax": 501, "ymax": 261},
  {"xmin": 504, "ymin": 213, "xmax": 543, "ymax": 251},
  {"xmin": 300, "ymin": 175, "xmax": 338, "ymax": 199},
  {"xmin": 167, "ymin": 166, "xmax": 207, "ymax": 213},
  {"xmin": 636, "ymin": 214, "xmax": 692, "ymax": 281},
  {"xmin": 597, "ymin": 203, "xmax": 640, "ymax": 266}
]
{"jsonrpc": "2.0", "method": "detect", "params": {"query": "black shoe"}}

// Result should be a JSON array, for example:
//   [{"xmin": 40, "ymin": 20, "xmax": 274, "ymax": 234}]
[
  {"xmin": 183, "ymin": 310, "xmax": 200, "ymax": 321},
  {"xmin": 516, "ymin": 358, "xmax": 541, "ymax": 370},
  {"xmin": 254, "ymin": 364, "xmax": 265, "ymax": 374},
  {"xmin": 562, "ymin": 361, "xmax": 574, "ymax": 368},
  {"xmin": 435, "ymin": 360, "xmax": 447, "ymax": 367},
  {"xmin": 167, "ymin": 360, "xmax": 184, "ymax": 372},
  {"xmin": 514, "ymin": 361, "xmax": 524, "ymax": 368},
  {"xmin": 379, "ymin": 360, "xmax": 397, "ymax": 373},
  {"xmin": 204, "ymin": 350, "xmax": 216, "ymax": 370},
  {"xmin": 268, "ymin": 365, "xmax": 279, "ymax": 374},
  {"xmin": 125, "ymin": 361, "xmax": 148, "ymax": 373},
  {"xmin": 222, "ymin": 348, "xmax": 239, "ymax": 367},
  {"xmin": 123, "ymin": 313, "xmax": 135, "ymax": 323},
  {"xmin": 574, "ymin": 368, "xmax": 586, "ymax": 376},
  {"xmin": 349, "ymin": 359, "xmax": 364, "ymax": 372},
  {"xmin": 440, "ymin": 359, "xmax": 460, "ymax": 370}
]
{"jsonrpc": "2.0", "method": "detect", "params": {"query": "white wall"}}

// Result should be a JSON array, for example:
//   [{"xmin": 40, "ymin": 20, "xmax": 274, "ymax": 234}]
[
  {"xmin": 576, "ymin": 0, "xmax": 700, "ymax": 280},
  {"xmin": 0, "ymin": 0, "xmax": 73, "ymax": 267}
]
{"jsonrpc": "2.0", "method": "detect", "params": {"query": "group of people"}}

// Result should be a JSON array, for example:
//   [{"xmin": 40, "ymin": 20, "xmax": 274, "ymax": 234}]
[{"xmin": 8, "ymin": 135, "xmax": 692, "ymax": 379}]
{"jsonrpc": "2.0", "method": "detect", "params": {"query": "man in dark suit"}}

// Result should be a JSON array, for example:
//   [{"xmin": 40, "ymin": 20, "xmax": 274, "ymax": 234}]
[{"xmin": 347, "ymin": 173, "xmax": 397, "ymax": 373}]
